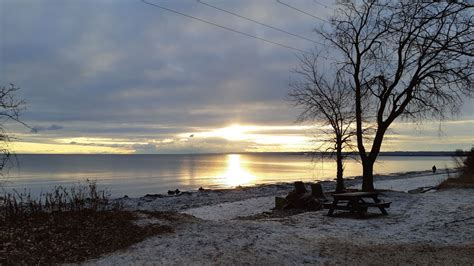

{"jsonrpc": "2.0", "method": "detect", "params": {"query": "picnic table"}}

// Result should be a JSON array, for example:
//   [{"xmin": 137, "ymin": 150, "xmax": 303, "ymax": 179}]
[{"xmin": 323, "ymin": 191, "xmax": 391, "ymax": 217}]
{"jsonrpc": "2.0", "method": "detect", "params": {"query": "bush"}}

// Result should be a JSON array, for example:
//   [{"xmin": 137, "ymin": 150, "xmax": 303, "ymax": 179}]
[
  {"xmin": 458, "ymin": 148, "xmax": 474, "ymax": 180},
  {"xmin": 1, "ymin": 180, "xmax": 115, "ymax": 221},
  {"xmin": 0, "ymin": 181, "xmax": 182, "ymax": 264},
  {"xmin": 439, "ymin": 148, "xmax": 474, "ymax": 188}
]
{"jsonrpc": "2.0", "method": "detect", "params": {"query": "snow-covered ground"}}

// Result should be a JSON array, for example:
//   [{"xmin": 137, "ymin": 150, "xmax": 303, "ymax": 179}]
[
  {"xmin": 89, "ymin": 170, "xmax": 474, "ymax": 265},
  {"xmin": 351, "ymin": 171, "xmax": 452, "ymax": 192},
  {"xmin": 182, "ymin": 196, "xmax": 277, "ymax": 221}
]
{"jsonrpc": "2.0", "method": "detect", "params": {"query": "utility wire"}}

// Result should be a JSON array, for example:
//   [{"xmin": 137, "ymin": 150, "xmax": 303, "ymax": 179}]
[
  {"xmin": 313, "ymin": 0, "xmax": 334, "ymax": 11},
  {"xmin": 141, "ymin": 0, "xmax": 311, "ymax": 54},
  {"xmin": 276, "ymin": 0, "xmax": 329, "ymax": 23},
  {"xmin": 197, "ymin": 0, "xmax": 325, "ymax": 46}
]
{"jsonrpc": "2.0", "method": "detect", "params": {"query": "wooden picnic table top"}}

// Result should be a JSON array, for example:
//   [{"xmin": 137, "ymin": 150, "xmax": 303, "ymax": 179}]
[{"xmin": 332, "ymin": 191, "xmax": 379, "ymax": 199}]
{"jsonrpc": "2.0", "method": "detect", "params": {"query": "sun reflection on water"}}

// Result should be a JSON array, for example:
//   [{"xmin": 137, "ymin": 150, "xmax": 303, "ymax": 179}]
[{"xmin": 221, "ymin": 154, "xmax": 256, "ymax": 187}]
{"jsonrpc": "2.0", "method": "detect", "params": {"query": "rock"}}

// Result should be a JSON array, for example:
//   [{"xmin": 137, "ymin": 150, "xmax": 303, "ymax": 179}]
[
  {"xmin": 274, "ymin": 197, "xmax": 288, "ymax": 210},
  {"xmin": 285, "ymin": 181, "xmax": 308, "ymax": 202},
  {"xmin": 311, "ymin": 183, "xmax": 327, "ymax": 201},
  {"xmin": 167, "ymin": 190, "xmax": 175, "ymax": 195},
  {"xmin": 282, "ymin": 181, "xmax": 323, "ymax": 211},
  {"xmin": 286, "ymin": 193, "xmax": 321, "ymax": 210},
  {"xmin": 294, "ymin": 181, "xmax": 307, "ymax": 194},
  {"xmin": 144, "ymin": 193, "xmax": 164, "ymax": 198},
  {"xmin": 305, "ymin": 197, "xmax": 322, "ymax": 211}
]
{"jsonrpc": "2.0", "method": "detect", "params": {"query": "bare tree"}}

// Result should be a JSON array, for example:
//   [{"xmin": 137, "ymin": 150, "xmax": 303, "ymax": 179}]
[
  {"xmin": 318, "ymin": 0, "xmax": 474, "ymax": 191},
  {"xmin": 289, "ymin": 53, "xmax": 356, "ymax": 193},
  {"xmin": 0, "ymin": 84, "xmax": 26, "ymax": 171}
]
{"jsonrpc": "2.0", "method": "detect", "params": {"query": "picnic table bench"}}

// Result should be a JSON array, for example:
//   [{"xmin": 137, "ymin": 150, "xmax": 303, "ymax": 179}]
[{"xmin": 323, "ymin": 191, "xmax": 391, "ymax": 217}]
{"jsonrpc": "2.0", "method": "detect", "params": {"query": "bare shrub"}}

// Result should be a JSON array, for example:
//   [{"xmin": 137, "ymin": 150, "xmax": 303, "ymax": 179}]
[
  {"xmin": 439, "ymin": 148, "xmax": 474, "ymax": 188},
  {"xmin": 0, "ymin": 180, "xmax": 116, "ymax": 221}
]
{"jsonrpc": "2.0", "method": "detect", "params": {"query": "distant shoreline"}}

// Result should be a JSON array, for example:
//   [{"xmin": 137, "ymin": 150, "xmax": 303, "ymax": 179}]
[{"xmin": 13, "ymin": 151, "xmax": 463, "ymax": 156}]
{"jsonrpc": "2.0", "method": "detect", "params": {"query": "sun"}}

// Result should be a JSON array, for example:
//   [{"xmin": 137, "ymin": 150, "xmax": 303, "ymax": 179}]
[{"xmin": 217, "ymin": 124, "xmax": 248, "ymax": 141}]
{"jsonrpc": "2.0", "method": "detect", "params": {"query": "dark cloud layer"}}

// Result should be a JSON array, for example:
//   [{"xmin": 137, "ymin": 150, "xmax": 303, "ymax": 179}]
[
  {"xmin": 31, "ymin": 124, "xmax": 63, "ymax": 133},
  {"xmin": 2, "ymin": 0, "xmax": 316, "ymax": 127},
  {"xmin": 1, "ymin": 0, "xmax": 472, "ymax": 153}
]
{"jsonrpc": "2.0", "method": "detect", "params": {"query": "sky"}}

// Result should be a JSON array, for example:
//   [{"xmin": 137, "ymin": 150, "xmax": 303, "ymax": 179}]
[{"xmin": 0, "ymin": 0, "xmax": 473, "ymax": 154}]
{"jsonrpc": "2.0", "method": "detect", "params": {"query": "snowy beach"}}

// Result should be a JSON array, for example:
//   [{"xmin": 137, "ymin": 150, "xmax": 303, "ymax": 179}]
[
  {"xmin": 4, "ymin": 0, "xmax": 474, "ymax": 264},
  {"xmin": 88, "ymin": 169, "xmax": 474, "ymax": 265}
]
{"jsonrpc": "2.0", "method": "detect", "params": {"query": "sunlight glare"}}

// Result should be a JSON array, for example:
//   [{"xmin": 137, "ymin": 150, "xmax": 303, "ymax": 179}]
[
  {"xmin": 221, "ymin": 154, "xmax": 255, "ymax": 187},
  {"xmin": 217, "ymin": 124, "xmax": 248, "ymax": 141}
]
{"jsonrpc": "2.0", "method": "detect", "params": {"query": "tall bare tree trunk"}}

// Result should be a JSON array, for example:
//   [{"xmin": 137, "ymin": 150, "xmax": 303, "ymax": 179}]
[
  {"xmin": 361, "ymin": 125, "xmax": 387, "ymax": 191},
  {"xmin": 335, "ymin": 140, "xmax": 345, "ymax": 193},
  {"xmin": 361, "ymin": 159, "xmax": 374, "ymax": 191}
]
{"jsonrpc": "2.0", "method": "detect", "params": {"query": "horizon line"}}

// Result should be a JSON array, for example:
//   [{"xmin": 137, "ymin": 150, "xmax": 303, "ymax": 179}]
[{"xmin": 12, "ymin": 151, "xmax": 465, "ymax": 156}]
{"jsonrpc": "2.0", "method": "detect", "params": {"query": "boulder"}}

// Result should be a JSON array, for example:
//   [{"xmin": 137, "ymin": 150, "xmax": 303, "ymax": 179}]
[{"xmin": 275, "ymin": 181, "xmax": 323, "ymax": 211}]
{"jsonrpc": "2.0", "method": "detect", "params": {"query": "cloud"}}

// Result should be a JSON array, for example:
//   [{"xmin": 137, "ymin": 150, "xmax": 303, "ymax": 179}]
[
  {"xmin": 2, "ymin": 0, "xmax": 473, "ymax": 153},
  {"xmin": 4, "ymin": 0, "xmax": 311, "ymax": 125},
  {"xmin": 144, "ymin": 137, "xmax": 257, "ymax": 154},
  {"xmin": 132, "ymin": 143, "xmax": 160, "ymax": 154},
  {"xmin": 30, "ymin": 124, "xmax": 64, "ymax": 133},
  {"xmin": 48, "ymin": 124, "xmax": 63, "ymax": 130}
]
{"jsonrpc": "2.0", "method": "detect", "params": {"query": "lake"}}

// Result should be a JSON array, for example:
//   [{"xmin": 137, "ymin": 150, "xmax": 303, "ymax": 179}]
[{"xmin": 0, "ymin": 154, "xmax": 455, "ymax": 197}]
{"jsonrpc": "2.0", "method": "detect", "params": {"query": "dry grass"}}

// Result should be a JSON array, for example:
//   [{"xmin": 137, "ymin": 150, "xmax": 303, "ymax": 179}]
[
  {"xmin": 439, "ymin": 177, "xmax": 474, "ymax": 188},
  {"xmin": 1, "ymin": 180, "xmax": 113, "ymax": 220},
  {"xmin": 320, "ymin": 239, "xmax": 474, "ymax": 265},
  {"xmin": 439, "ymin": 149, "xmax": 474, "ymax": 189},
  {"xmin": 0, "ymin": 210, "xmax": 188, "ymax": 264},
  {"xmin": 0, "ymin": 182, "xmax": 191, "ymax": 264}
]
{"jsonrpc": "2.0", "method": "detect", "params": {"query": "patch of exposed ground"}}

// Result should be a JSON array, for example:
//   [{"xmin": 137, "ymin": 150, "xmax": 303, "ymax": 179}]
[
  {"xmin": 1, "ymin": 210, "xmax": 194, "ymax": 264},
  {"xmin": 320, "ymin": 239, "xmax": 474, "ymax": 265}
]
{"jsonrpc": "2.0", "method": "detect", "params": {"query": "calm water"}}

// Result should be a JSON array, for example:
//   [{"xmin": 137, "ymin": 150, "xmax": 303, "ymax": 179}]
[{"xmin": 1, "ymin": 154, "xmax": 454, "ymax": 197}]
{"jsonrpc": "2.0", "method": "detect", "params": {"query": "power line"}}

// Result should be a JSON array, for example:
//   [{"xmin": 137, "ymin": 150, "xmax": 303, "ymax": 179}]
[
  {"xmin": 276, "ymin": 0, "xmax": 329, "ymax": 23},
  {"xmin": 197, "ymin": 0, "xmax": 326, "ymax": 46},
  {"xmin": 141, "ymin": 0, "xmax": 311, "ymax": 54},
  {"xmin": 313, "ymin": 0, "xmax": 334, "ymax": 11}
]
